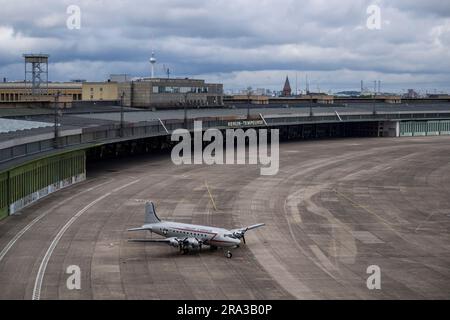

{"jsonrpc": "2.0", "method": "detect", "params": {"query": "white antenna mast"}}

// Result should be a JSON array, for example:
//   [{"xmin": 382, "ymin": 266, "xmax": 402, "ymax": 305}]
[
  {"xmin": 306, "ymin": 74, "xmax": 310, "ymax": 94},
  {"xmin": 162, "ymin": 64, "xmax": 171, "ymax": 79}
]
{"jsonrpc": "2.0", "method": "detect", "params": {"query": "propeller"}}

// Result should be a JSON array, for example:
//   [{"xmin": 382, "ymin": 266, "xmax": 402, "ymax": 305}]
[
  {"xmin": 178, "ymin": 238, "xmax": 188, "ymax": 252},
  {"xmin": 231, "ymin": 228, "xmax": 249, "ymax": 244},
  {"xmin": 195, "ymin": 238, "xmax": 203, "ymax": 251}
]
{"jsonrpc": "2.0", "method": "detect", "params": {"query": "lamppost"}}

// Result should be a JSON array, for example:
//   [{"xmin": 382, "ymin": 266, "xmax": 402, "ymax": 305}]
[
  {"xmin": 184, "ymin": 92, "xmax": 189, "ymax": 129},
  {"xmin": 120, "ymin": 92, "xmax": 125, "ymax": 137},
  {"xmin": 309, "ymin": 93, "xmax": 313, "ymax": 117},
  {"xmin": 54, "ymin": 91, "xmax": 61, "ymax": 148}
]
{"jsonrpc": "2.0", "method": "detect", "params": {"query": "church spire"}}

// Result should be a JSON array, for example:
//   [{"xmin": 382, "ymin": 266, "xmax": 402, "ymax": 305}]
[{"xmin": 282, "ymin": 76, "xmax": 292, "ymax": 96}]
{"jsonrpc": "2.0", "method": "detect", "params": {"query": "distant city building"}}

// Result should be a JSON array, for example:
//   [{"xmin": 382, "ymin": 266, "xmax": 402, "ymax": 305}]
[
  {"xmin": 281, "ymin": 76, "xmax": 292, "ymax": 97},
  {"xmin": 426, "ymin": 93, "xmax": 450, "ymax": 99},
  {"xmin": 404, "ymin": 89, "xmax": 419, "ymax": 99},
  {"xmin": 335, "ymin": 91, "xmax": 361, "ymax": 97},
  {"xmin": 254, "ymin": 88, "xmax": 266, "ymax": 96}
]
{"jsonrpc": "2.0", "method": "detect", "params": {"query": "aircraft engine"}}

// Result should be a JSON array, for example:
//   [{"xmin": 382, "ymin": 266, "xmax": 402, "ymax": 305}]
[
  {"xmin": 186, "ymin": 238, "xmax": 201, "ymax": 249},
  {"xmin": 169, "ymin": 238, "xmax": 180, "ymax": 248},
  {"xmin": 231, "ymin": 231, "xmax": 246, "ymax": 244},
  {"xmin": 233, "ymin": 231, "xmax": 245, "ymax": 239}
]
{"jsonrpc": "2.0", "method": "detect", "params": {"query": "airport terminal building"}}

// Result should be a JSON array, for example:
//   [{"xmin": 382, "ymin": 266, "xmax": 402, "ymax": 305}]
[
  {"xmin": 0, "ymin": 82, "xmax": 83, "ymax": 104},
  {"xmin": 116, "ymin": 78, "xmax": 224, "ymax": 108},
  {"xmin": 1, "ymin": 78, "xmax": 223, "ymax": 110}
]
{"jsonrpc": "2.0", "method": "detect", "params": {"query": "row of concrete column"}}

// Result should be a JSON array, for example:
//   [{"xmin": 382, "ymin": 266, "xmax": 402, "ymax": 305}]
[{"xmin": 0, "ymin": 93, "xmax": 21, "ymax": 102}]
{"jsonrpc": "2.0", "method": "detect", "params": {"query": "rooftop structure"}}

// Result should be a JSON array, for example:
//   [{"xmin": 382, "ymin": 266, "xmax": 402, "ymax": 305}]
[{"xmin": 23, "ymin": 54, "xmax": 49, "ymax": 96}]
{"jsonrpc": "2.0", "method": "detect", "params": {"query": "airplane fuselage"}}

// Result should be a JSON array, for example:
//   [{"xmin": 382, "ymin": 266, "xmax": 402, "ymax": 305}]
[{"xmin": 144, "ymin": 221, "xmax": 241, "ymax": 248}]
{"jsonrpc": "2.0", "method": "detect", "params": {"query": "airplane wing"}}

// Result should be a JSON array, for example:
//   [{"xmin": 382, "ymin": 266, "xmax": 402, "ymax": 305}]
[
  {"xmin": 128, "ymin": 237, "xmax": 202, "ymax": 252},
  {"xmin": 128, "ymin": 227, "xmax": 151, "ymax": 232},
  {"xmin": 231, "ymin": 223, "xmax": 265, "ymax": 234},
  {"xmin": 128, "ymin": 238, "xmax": 172, "ymax": 243},
  {"xmin": 227, "ymin": 223, "xmax": 265, "ymax": 244}
]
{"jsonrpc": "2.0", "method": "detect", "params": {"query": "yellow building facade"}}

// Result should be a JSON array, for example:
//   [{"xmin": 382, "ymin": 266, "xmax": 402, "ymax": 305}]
[
  {"xmin": 0, "ymin": 82, "xmax": 82, "ymax": 103},
  {"xmin": 81, "ymin": 82, "xmax": 119, "ymax": 101}
]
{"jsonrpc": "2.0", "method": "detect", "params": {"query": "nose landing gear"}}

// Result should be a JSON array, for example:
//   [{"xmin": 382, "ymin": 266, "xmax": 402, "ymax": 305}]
[{"xmin": 226, "ymin": 251, "xmax": 233, "ymax": 259}]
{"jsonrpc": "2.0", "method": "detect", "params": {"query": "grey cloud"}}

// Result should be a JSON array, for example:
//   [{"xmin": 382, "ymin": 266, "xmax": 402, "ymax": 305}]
[
  {"xmin": 388, "ymin": 0, "xmax": 450, "ymax": 18},
  {"xmin": 0, "ymin": 0, "xmax": 448, "ymax": 92}
]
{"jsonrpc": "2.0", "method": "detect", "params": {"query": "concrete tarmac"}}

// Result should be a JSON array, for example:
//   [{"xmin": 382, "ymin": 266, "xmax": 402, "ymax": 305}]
[{"xmin": 0, "ymin": 137, "xmax": 449, "ymax": 300}]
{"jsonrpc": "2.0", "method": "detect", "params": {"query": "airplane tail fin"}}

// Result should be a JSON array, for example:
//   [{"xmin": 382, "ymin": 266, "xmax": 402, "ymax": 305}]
[{"xmin": 145, "ymin": 202, "xmax": 161, "ymax": 224}]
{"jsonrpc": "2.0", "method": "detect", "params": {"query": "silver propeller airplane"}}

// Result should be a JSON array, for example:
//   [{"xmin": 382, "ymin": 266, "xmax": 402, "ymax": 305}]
[{"xmin": 128, "ymin": 202, "xmax": 265, "ymax": 258}]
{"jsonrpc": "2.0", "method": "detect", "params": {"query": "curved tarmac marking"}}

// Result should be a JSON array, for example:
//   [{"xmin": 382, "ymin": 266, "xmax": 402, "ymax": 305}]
[
  {"xmin": 32, "ymin": 179, "xmax": 141, "ymax": 300},
  {"xmin": 0, "ymin": 179, "xmax": 113, "ymax": 263}
]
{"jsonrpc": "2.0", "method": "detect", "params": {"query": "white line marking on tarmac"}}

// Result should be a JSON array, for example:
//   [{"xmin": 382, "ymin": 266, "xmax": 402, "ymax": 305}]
[
  {"xmin": 31, "ymin": 179, "xmax": 141, "ymax": 300},
  {"xmin": 0, "ymin": 179, "xmax": 112, "ymax": 263},
  {"xmin": 205, "ymin": 180, "xmax": 218, "ymax": 211},
  {"xmin": 310, "ymin": 245, "xmax": 338, "ymax": 272},
  {"xmin": 32, "ymin": 193, "xmax": 111, "ymax": 300},
  {"xmin": 112, "ymin": 179, "xmax": 141, "ymax": 193},
  {"xmin": 415, "ymin": 212, "xmax": 438, "ymax": 233}
]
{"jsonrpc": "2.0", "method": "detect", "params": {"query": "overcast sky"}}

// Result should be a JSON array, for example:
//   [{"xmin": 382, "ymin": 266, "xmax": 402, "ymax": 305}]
[{"xmin": 0, "ymin": 0, "xmax": 449, "ymax": 93}]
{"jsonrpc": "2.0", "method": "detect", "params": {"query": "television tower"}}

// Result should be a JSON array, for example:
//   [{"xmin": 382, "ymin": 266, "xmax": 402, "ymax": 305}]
[{"xmin": 149, "ymin": 51, "xmax": 157, "ymax": 78}]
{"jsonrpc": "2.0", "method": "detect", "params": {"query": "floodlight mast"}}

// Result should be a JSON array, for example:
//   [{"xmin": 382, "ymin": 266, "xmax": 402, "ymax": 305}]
[{"xmin": 23, "ymin": 54, "xmax": 49, "ymax": 96}]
